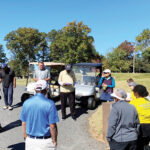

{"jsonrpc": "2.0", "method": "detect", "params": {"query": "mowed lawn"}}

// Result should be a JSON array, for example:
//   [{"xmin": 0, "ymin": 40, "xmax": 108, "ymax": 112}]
[
  {"xmin": 89, "ymin": 73, "xmax": 150, "ymax": 142},
  {"xmin": 112, "ymin": 73, "xmax": 150, "ymax": 93}
]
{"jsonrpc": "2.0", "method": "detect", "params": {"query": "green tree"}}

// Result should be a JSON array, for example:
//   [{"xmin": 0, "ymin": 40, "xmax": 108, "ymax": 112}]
[
  {"xmin": 0, "ymin": 44, "xmax": 7, "ymax": 63},
  {"xmin": 8, "ymin": 59, "xmax": 24, "ymax": 77},
  {"xmin": 136, "ymin": 29, "xmax": 150, "ymax": 72},
  {"xmin": 36, "ymin": 32, "xmax": 50, "ymax": 62},
  {"xmin": 106, "ymin": 41, "xmax": 134, "ymax": 72},
  {"xmin": 107, "ymin": 48, "xmax": 132, "ymax": 72},
  {"xmin": 48, "ymin": 21, "xmax": 96, "ymax": 64},
  {"xmin": 136, "ymin": 29, "xmax": 150, "ymax": 51},
  {"xmin": 5, "ymin": 27, "xmax": 48, "ymax": 75}
]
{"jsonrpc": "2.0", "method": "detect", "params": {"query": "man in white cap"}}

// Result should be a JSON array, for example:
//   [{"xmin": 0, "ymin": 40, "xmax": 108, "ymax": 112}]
[
  {"xmin": 107, "ymin": 88, "xmax": 140, "ymax": 150},
  {"xmin": 99, "ymin": 69, "xmax": 115, "ymax": 102},
  {"xmin": 20, "ymin": 80, "xmax": 59, "ymax": 150}
]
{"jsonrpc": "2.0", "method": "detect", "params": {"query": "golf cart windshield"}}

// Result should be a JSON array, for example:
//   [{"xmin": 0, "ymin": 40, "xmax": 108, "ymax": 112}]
[{"xmin": 73, "ymin": 65, "xmax": 96, "ymax": 86}]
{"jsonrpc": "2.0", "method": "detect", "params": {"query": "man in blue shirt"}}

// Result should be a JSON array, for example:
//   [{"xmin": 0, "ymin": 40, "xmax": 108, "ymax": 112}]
[{"xmin": 20, "ymin": 80, "xmax": 59, "ymax": 150}]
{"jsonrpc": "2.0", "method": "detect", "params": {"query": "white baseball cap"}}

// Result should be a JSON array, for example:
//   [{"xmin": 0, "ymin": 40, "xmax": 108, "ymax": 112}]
[
  {"xmin": 35, "ymin": 80, "xmax": 48, "ymax": 91},
  {"xmin": 103, "ymin": 69, "xmax": 111, "ymax": 74},
  {"xmin": 111, "ymin": 88, "xmax": 127, "ymax": 100}
]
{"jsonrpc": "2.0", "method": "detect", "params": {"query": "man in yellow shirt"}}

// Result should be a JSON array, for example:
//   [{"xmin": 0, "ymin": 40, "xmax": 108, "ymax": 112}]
[
  {"xmin": 130, "ymin": 85, "xmax": 150, "ymax": 150},
  {"xmin": 58, "ymin": 64, "xmax": 76, "ymax": 120}
]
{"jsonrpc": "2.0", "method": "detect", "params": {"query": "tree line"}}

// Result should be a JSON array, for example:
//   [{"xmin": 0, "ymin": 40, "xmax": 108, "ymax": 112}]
[{"xmin": 0, "ymin": 21, "xmax": 150, "ymax": 76}]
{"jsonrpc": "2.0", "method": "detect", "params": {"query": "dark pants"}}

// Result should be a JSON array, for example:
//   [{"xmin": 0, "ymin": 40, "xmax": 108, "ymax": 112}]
[
  {"xmin": 60, "ymin": 92, "xmax": 75, "ymax": 118},
  {"xmin": 137, "ymin": 124, "xmax": 150, "ymax": 150},
  {"xmin": 109, "ymin": 140, "xmax": 137, "ymax": 150},
  {"xmin": 3, "ymin": 83, "xmax": 13, "ymax": 106}
]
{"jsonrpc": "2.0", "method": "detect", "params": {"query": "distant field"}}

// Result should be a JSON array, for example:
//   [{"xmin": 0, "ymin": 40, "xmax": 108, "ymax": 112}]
[
  {"xmin": 112, "ymin": 73, "xmax": 150, "ymax": 93},
  {"xmin": 16, "ymin": 78, "xmax": 33, "ymax": 86},
  {"xmin": 17, "ymin": 73, "xmax": 150, "ymax": 93}
]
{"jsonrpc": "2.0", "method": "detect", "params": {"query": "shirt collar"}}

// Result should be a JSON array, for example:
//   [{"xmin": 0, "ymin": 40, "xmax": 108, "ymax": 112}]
[
  {"xmin": 39, "ymin": 68, "xmax": 45, "ymax": 71},
  {"xmin": 104, "ymin": 76, "xmax": 111, "ymax": 80},
  {"xmin": 35, "ymin": 93, "xmax": 46, "ymax": 97}
]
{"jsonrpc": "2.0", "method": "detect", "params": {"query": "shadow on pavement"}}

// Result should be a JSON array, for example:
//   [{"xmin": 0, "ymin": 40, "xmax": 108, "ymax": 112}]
[
  {"xmin": 12, "ymin": 102, "xmax": 23, "ymax": 109},
  {"xmin": 8, "ymin": 142, "xmax": 25, "ymax": 150},
  {"xmin": 75, "ymin": 107, "xmax": 88, "ymax": 119},
  {"xmin": 55, "ymin": 104, "xmax": 61, "ymax": 111},
  {"xmin": 0, "ymin": 120, "xmax": 21, "ymax": 133}
]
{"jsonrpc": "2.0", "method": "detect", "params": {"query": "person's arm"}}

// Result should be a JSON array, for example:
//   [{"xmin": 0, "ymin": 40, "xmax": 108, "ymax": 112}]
[
  {"xmin": 0, "ymin": 78, "xmax": 2, "ymax": 83},
  {"xmin": 13, "ymin": 77, "xmax": 16, "ymax": 88},
  {"xmin": 22, "ymin": 122, "xmax": 27, "ymax": 140},
  {"xmin": 58, "ymin": 72, "xmax": 64, "ymax": 86},
  {"xmin": 98, "ymin": 77, "xmax": 104, "ymax": 88},
  {"xmin": 107, "ymin": 77, "xmax": 115, "ymax": 88},
  {"xmin": 33, "ymin": 70, "xmax": 38, "ymax": 82},
  {"xmin": 12, "ymin": 70, "xmax": 16, "ymax": 88},
  {"xmin": 135, "ymin": 109, "xmax": 140, "ymax": 134},
  {"xmin": 50, "ymin": 124, "xmax": 58, "ymax": 146},
  {"xmin": 48, "ymin": 102, "xmax": 59, "ymax": 146},
  {"xmin": 20, "ymin": 104, "xmax": 27, "ymax": 139},
  {"xmin": 106, "ymin": 106, "xmax": 118, "ymax": 142},
  {"xmin": 33, "ymin": 78, "xmax": 38, "ymax": 82},
  {"xmin": 44, "ymin": 69, "xmax": 51, "ymax": 81}
]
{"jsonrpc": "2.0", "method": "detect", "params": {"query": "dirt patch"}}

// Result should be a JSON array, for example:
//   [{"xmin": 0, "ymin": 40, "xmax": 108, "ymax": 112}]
[{"xmin": 88, "ymin": 106, "xmax": 105, "ymax": 143}]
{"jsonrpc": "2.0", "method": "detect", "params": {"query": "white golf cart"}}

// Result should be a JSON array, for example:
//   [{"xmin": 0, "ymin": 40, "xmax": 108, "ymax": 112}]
[
  {"xmin": 72, "ymin": 63, "xmax": 103, "ymax": 109},
  {"xmin": 21, "ymin": 62, "xmax": 65, "ymax": 102}
]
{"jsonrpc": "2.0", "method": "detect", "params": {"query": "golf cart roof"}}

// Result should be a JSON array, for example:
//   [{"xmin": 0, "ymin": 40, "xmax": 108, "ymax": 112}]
[
  {"xmin": 73, "ymin": 63, "xmax": 103, "ymax": 67},
  {"xmin": 29, "ymin": 62, "xmax": 65, "ymax": 66}
]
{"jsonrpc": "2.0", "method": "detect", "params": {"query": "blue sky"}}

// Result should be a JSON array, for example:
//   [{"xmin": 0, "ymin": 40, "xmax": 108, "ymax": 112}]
[{"xmin": 0, "ymin": 0, "xmax": 150, "ymax": 58}]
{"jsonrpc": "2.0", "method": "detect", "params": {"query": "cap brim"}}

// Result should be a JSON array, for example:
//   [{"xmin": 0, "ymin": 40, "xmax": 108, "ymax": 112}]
[{"xmin": 111, "ymin": 93, "xmax": 122, "ymax": 100}]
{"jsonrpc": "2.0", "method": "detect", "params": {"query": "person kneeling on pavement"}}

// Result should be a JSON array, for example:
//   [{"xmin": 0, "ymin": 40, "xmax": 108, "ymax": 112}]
[
  {"xmin": 107, "ymin": 88, "xmax": 140, "ymax": 150},
  {"xmin": 20, "ymin": 80, "xmax": 59, "ymax": 150}
]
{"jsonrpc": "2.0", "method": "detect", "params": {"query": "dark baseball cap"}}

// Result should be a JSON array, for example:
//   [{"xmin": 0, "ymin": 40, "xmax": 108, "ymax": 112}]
[
  {"xmin": 1, "ymin": 63, "xmax": 7, "ymax": 69},
  {"xmin": 65, "ymin": 64, "xmax": 71, "ymax": 70}
]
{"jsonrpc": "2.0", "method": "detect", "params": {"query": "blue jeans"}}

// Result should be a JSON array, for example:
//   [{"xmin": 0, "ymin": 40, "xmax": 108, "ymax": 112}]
[{"xmin": 3, "ymin": 83, "xmax": 13, "ymax": 106}]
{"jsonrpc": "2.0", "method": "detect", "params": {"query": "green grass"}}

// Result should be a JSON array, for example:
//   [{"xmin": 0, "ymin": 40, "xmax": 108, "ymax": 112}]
[
  {"xmin": 112, "ymin": 73, "xmax": 150, "ymax": 93},
  {"xmin": 16, "ymin": 78, "xmax": 34, "ymax": 86},
  {"xmin": 16, "ymin": 79, "xmax": 26, "ymax": 86}
]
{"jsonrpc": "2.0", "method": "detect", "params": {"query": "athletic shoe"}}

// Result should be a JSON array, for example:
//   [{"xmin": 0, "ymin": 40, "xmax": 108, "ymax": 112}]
[
  {"xmin": 0, "ymin": 124, "xmax": 3, "ymax": 132},
  {"xmin": 3, "ymin": 106, "xmax": 8, "ymax": 110},
  {"xmin": 8, "ymin": 106, "xmax": 13, "ymax": 110}
]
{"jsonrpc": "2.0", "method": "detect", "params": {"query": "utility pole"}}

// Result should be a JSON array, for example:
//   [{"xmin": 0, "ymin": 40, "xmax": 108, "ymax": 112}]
[{"xmin": 133, "ymin": 42, "xmax": 136, "ymax": 73}]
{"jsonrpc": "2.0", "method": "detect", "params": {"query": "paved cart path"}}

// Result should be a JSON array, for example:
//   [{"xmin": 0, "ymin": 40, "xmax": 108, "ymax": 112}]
[{"xmin": 0, "ymin": 86, "xmax": 105, "ymax": 150}]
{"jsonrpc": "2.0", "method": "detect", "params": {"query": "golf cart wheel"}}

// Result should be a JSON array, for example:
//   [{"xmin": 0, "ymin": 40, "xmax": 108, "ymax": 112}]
[
  {"xmin": 21, "ymin": 93, "xmax": 30, "ymax": 103},
  {"xmin": 87, "ymin": 97, "xmax": 96, "ymax": 109}
]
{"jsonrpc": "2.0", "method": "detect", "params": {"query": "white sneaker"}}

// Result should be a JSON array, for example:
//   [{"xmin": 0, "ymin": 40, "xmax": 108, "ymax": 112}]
[
  {"xmin": 8, "ymin": 106, "xmax": 13, "ymax": 110},
  {"xmin": 3, "ymin": 106, "xmax": 8, "ymax": 110}
]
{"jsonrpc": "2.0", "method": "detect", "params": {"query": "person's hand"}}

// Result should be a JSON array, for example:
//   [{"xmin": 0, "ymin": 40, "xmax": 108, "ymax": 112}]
[
  {"xmin": 63, "ymin": 83, "xmax": 67, "ymax": 86},
  {"xmin": 53, "ymin": 141, "xmax": 57, "ymax": 147},
  {"xmin": 126, "ymin": 98, "xmax": 132, "ymax": 102},
  {"xmin": 102, "ymin": 73, "xmax": 105, "ymax": 77},
  {"xmin": 102, "ymin": 83, "xmax": 107, "ymax": 87},
  {"xmin": 13, "ymin": 84, "xmax": 16, "ymax": 88}
]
